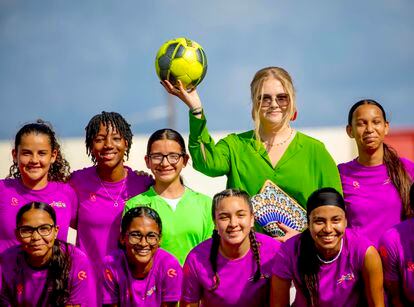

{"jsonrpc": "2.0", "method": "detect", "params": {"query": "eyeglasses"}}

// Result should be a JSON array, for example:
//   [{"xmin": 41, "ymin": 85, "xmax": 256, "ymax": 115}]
[
  {"xmin": 148, "ymin": 153, "xmax": 184, "ymax": 165},
  {"xmin": 17, "ymin": 224, "xmax": 55, "ymax": 238},
  {"xmin": 257, "ymin": 93, "xmax": 290, "ymax": 108},
  {"xmin": 127, "ymin": 231, "xmax": 160, "ymax": 245}
]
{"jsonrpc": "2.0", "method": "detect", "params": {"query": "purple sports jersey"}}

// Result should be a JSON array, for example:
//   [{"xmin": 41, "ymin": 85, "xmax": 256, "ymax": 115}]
[
  {"xmin": 0, "ymin": 179, "xmax": 77, "ymax": 253},
  {"xmin": 379, "ymin": 218, "xmax": 414, "ymax": 303},
  {"xmin": 273, "ymin": 229, "xmax": 372, "ymax": 306},
  {"xmin": 338, "ymin": 158, "xmax": 414, "ymax": 246},
  {"xmin": 0, "ymin": 243, "xmax": 94, "ymax": 306},
  {"xmin": 102, "ymin": 248, "xmax": 182, "ymax": 306},
  {"xmin": 182, "ymin": 232, "xmax": 281, "ymax": 307}
]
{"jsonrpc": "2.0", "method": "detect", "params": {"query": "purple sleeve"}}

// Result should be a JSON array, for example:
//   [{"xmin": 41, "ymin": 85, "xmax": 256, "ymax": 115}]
[
  {"xmin": 401, "ymin": 158, "xmax": 414, "ymax": 179},
  {"xmin": 378, "ymin": 229, "xmax": 400, "ymax": 282},
  {"xmin": 161, "ymin": 257, "xmax": 183, "ymax": 302},
  {"xmin": 182, "ymin": 252, "xmax": 202, "ymax": 303},
  {"xmin": 102, "ymin": 257, "xmax": 119, "ymax": 304},
  {"xmin": 272, "ymin": 237, "xmax": 295, "ymax": 281},
  {"xmin": 67, "ymin": 248, "xmax": 96, "ymax": 306},
  {"xmin": 68, "ymin": 185, "xmax": 79, "ymax": 229}
]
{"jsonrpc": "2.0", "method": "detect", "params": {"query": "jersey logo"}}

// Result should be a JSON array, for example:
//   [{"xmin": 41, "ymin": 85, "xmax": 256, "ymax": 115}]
[
  {"xmin": 146, "ymin": 285, "xmax": 156, "ymax": 297},
  {"xmin": 50, "ymin": 201, "xmax": 66, "ymax": 208},
  {"xmin": 383, "ymin": 178, "xmax": 391, "ymax": 185},
  {"xmin": 17, "ymin": 283, "xmax": 23, "ymax": 296},
  {"xmin": 11, "ymin": 197, "xmax": 19, "ymax": 206},
  {"xmin": 89, "ymin": 193, "xmax": 97, "ymax": 202},
  {"xmin": 77, "ymin": 270, "xmax": 87, "ymax": 280},
  {"xmin": 167, "ymin": 268, "xmax": 177, "ymax": 278},
  {"xmin": 352, "ymin": 181, "xmax": 360, "ymax": 189},
  {"xmin": 105, "ymin": 268, "xmax": 114, "ymax": 282},
  {"xmin": 337, "ymin": 273, "xmax": 355, "ymax": 285},
  {"xmin": 378, "ymin": 246, "xmax": 387, "ymax": 259},
  {"xmin": 407, "ymin": 261, "xmax": 414, "ymax": 272}
]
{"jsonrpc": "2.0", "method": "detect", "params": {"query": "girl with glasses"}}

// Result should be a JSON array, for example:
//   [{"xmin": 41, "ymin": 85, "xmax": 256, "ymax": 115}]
[
  {"xmin": 0, "ymin": 120, "xmax": 77, "ymax": 253},
  {"xmin": 181, "ymin": 189, "xmax": 281, "ymax": 307},
  {"xmin": 70, "ymin": 111, "xmax": 153, "ymax": 304},
  {"xmin": 0, "ymin": 202, "xmax": 94, "ymax": 306},
  {"xmin": 102, "ymin": 206, "xmax": 182, "ymax": 306},
  {"xmin": 124, "ymin": 128, "xmax": 214, "ymax": 265},
  {"xmin": 271, "ymin": 188, "xmax": 384, "ymax": 307},
  {"xmin": 338, "ymin": 100, "xmax": 414, "ymax": 246},
  {"xmin": 161, "ymin": 67, "xmax": 342, "ymax": 242}
]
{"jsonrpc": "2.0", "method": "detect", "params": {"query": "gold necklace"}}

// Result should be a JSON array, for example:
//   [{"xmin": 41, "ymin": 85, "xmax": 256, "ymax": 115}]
[{"xmin": 263, "ymin": 128, "xmax": 294, "ymax": 147}]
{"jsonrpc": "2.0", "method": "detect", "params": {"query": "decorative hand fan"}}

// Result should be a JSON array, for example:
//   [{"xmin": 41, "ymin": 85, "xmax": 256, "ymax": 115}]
[{"xmin": 251, "ymin": 180, "xmax": 307, "ymax": 237}]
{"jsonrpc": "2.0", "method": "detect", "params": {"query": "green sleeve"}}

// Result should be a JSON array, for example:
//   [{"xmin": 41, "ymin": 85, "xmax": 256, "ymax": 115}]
[
  {"xmin": 188, "ymin": 111, "xmax": 231, "ymax": 177},
  {"xmin": 316, "ymin": 144, "xmax": 343, "ymax": 195}
]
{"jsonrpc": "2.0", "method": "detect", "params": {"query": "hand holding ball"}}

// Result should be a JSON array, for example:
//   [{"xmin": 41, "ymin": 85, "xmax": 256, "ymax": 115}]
[{"xmin": 155, "ymin": 37, "xmax": 208, "ymax": 91}]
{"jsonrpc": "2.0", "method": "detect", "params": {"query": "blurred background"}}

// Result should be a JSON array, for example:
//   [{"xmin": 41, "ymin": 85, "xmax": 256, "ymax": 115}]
[{"xmin": 1, "ymin": 0, "xmax": 413, "ymax": 192}]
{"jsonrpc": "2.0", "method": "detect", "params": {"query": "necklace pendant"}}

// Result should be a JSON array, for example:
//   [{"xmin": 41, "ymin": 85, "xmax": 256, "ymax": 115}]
[{"xmin": 114, "ymin": 202, "xmax": 118, "ymax": 207}]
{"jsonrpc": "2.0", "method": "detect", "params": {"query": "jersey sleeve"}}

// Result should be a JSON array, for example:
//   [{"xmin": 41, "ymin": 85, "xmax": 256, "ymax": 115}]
[
  {"xmin": 272, "ymin": 237, "xmax": 295, "ymax": 281},
  {"xmin": 101, "ymin": 257, "xmax": 119, "ymax": 304},
  {"xmin": 378, "ymin": 229, "xmax": 400, "ymax": 282},
  {"xmin": 181, "ymin": 251, "xmax": 203, "ymax": 303},
  {"xmin": 68, "ymin": 185, "xmax": 79, "ymax": 229},
  {"xmin": 188, "ymin": 111, "xmax": 231, "ymax": 177},
  {"xmin": 161, "ymin": 256, "xmax": 183, "ymax": 302},
  {"xmin": 67, "ymin": 248, "xmax": 96, "ymax": 306}
]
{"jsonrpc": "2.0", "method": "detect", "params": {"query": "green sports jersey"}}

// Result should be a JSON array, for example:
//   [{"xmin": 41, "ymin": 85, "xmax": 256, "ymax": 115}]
[
  {"xmin": 124, "ymin": 186, "xmax": 214, "ymax": 265},
  {"xmin": 188, "ymin": 112, "xmax": 342, "ymax": 209}
]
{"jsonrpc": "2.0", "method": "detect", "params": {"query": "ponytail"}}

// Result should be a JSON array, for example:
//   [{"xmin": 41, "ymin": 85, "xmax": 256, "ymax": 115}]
[
  {"xmin": 298, "ymin": 229, "xmax": 320, "ymax": 306},
  {"xmin": 48, "ymin": 240, "xmax": 71, "ymax": 306},
  {"xmin": 209, "ymin": 229, "xmax": 221, "ymax": 291},
  {"xmin": 383, "ymin": 144, "xmax": 413, "ymax": 219},
  {"xmin": 248, "ymin": 230, "xmax": 262, "ymax": 282}
]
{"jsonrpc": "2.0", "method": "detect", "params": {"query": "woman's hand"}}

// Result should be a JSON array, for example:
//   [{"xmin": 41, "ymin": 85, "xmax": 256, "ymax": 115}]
[
  {"xmin": 161, "ymin": 80, "xmax": 203, "ymax": 111},
  {"xmin": 274, "ymin": 222, "xmax": 300, "ymax": 243}
]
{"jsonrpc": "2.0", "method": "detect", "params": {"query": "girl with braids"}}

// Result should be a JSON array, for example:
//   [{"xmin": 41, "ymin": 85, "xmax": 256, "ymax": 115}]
[
  {"xmin": 378, "ymin": 183, "xmax": 414, "ymax": 305},
  {"xmin": 338, "ymin": 100, "xmax": 414, "ymax": 246},
  {"xmin": 161, "ymin": 67, "xmax": 342, "ymax": 242},
  {"xmin": 0, "ymin": 120, "xmax": 77, "ymax": 253},
  {"xmin": 124, "ymin": 128, "xmax": 214, "ymax": 265},
  {"xmin": 70, "ymin": 111, "xmax": 152, "ymax": 303},
  {"xmin": 0, "ymin": 202, "xmax": 93, "ymax": 306},
  {"xmin": 102, "ymin": 207, "xmax": 182, "ymax": 306},
  {"xmin": 181, "ymin": 189, "xmax": 281, "ymax": 307},
  {"xmin": 271, "ymin": 187, "xmax": 384, "ymax": 307}
]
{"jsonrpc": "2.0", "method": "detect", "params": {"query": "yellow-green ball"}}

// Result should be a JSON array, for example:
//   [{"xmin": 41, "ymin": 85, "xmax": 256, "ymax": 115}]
[{"xmin": 155, "ymin": 37, "xmax": 208, "ymax": 90}]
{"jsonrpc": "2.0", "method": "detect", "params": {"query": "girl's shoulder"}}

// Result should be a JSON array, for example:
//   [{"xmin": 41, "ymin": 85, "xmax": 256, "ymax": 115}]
[
  {"xmin": 70, "ymin": 166, "xmax": 96, "ymax": 182},
  {"xmin": 183, "ymin": 187, "xmax": 212, "ymax": 202},
  {"xmin": 400, "ymin": 157, "xmax": 414, "ymax": 176}
]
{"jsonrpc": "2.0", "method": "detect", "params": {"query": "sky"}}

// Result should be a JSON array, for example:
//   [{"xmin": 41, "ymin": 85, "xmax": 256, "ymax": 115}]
[{"xmin": 0, "ymin": 0, "xmax": 413, "ymax": 140}]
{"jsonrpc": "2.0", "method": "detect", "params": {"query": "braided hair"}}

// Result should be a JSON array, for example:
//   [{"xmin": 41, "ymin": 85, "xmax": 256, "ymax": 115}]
[
  {"xmin": 348, "ymin": 99, "xmax": 413, "ymax": 219},
  {"xmin": 16, "ymin": 202, "xmax": 71, "ymax": 307},
  {"xmin": 209, "ymin": 188, "xmax": 261, "ymax": 291},
  {"xmin": 8, "ymin": 120, "xmax": 71, "ymax": 182},
  {"xmin": 85, "ymin": 111, "xmax": 133, "ymax": 164}
]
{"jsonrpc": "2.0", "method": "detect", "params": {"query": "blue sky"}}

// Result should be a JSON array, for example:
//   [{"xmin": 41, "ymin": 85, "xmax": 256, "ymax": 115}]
[{"xmin": 0, "ymin": 0, "xmax": 413, "ymax": 140}]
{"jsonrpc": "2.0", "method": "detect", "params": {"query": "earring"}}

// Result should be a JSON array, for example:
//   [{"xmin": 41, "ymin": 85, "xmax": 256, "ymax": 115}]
[{"xmin": 291, "ymin": 111, "xmax": 298, "ymax": 121}]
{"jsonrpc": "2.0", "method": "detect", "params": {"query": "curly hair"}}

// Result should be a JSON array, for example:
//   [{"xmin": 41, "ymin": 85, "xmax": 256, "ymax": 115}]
[{"xmin": 8, "ymin": 120, "xmax": 71, "ymax": 182}]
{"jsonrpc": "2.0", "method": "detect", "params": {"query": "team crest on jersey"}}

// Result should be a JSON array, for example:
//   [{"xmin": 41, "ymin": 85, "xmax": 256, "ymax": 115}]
[
  {"xmin": 337, "ymin": 273, "xmax": 355, "ymax": 285},
  {"xmin": 11, "ymin": 197, "xmax": 19, "ymax": 206},
  {"xmin": 105, "ymin": 268, "xmax": 114, "ymax": 282},
  {"xmin": 89, "ymin": 193, "xmax": 97, "ymax": 202},
  {"xmin": 77, "ymin": 270, "xmax": 87, "ymax": 281},
  {"xmin": 407, "ymin": 261, "xmax": 414, "ymax": 272},
  {"xmin": 378, "ymin": 246, "xmax": 387, "ymax": 258},
  {"xmin": 352, "ymin": 181, "xmax": 360, "ymax": 189},
  {"xmin": 248, "ymin": 273, "xmax": 270, "ymax": 282},
  {"xmin": 17, "ymin": 283, "xmax": 23, "ymax": 295},
  {"xmin": 146, "ymin": 285, "xmax": 157, "ymax": 297},
  {"xmin": 50, "ymin": 201, "xmax": 66, "ymax": 208},
  {"xmin": 167, "ymin": 268, "xmax": 177, "ymax": 278}
]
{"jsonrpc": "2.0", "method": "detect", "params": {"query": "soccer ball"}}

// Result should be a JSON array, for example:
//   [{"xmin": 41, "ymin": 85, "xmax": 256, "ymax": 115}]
[{"xmin": 155, "ymin": 37, "xmax": 208, "ymax": 90}]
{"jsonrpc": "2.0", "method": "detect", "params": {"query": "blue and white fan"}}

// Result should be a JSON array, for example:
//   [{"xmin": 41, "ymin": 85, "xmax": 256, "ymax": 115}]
[{"xmin": 251, "ymin": 180, "xmax": 307, "ymax": 237}]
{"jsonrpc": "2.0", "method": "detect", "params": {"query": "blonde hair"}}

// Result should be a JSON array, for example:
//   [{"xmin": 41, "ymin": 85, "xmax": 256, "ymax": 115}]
[{"xmin": 250, "ymin": 67, "xmax": 297, "ymax": 142}]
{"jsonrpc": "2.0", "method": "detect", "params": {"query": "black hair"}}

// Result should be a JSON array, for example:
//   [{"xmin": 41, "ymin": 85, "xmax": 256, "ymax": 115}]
[
  {"xmin": 16, "ymin": 202, "xmax": 71, "ymax": 307},
  {"xmin": 8, "ymin": 120, "xmax": 71, "ymax": 182},
  {"xmin": 209, "ymin": 188, "xmax": 261, "ymax": 291},
  {"xmin": 298, "ymin": 188, "xmax": 345, "ymax": 306},
  {"xmin": 121, "ymin": 206, "xmax": 162, "ymax": 236},
  {"xmin": 348, "ymin": 99, "xmax": 413, "ymax": 219},
  {"xmin": 410, "ymin": 183, "xmax": 414, "ymax": 212},
  {"xmin": 146, "ymin": 128, "xmax": 187, "ymax": 155},
  {"xmin": 85, "ymin": 111, "xmax": 133, "ymax": 164}
]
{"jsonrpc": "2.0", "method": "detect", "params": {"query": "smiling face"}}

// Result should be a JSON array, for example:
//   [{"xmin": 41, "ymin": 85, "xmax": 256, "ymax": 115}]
[
  {"xmin": 145, "ymin": 139, "xmax": 188, "ymax": 185},
  {"xmin": 121, "ymin": 216, "xmax": 160, "ymax": 273},
  {"xmin": 347, "ymin": 104, "xmax": 389, "ymax": 154},
  {"xmin": 12, "ymin": 132, "xmax": 57, "ymax": 189},
  {"xmin": 91, "ymin": 123, "xmax": 127, "ymax": 170},
  {"xmin": 16, "ymin": 208, "xmax": 59, "ymax": 265},
  {"xmin": 309, "ymin": 205, "xmax": 347, "ymax": 259},
  {"xmin": 214, "ymin": 196, "xmax": 254, "ymax": 250},
  {"xmin": 257, "ymin": 77, "xmax": 290, "ymax": 128}
]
